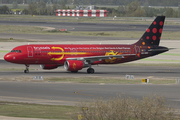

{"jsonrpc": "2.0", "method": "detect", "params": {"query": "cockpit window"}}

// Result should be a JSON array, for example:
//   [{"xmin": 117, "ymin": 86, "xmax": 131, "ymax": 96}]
[{"xmin": 10, "ymin": 50, "xmax": 21, "ymax": 53}]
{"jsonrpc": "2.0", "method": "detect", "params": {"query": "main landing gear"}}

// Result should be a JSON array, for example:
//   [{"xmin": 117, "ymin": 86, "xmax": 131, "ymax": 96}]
[
  {"xmin": 86, "ymin": 64, "xmax": 95, "ymax": 74},
  {"xmin": 87, "ymin": 68, "xmax": 95, "ymax": 74},
  {"xmin": 24, "ymin": 64, "xmax": 29, "ymax": 73}
]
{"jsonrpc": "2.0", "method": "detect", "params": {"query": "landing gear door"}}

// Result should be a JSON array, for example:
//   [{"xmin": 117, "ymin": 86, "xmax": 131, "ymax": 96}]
[{"xmin": 27, "ymin": 46, "xmax": 33, "ymax": 57}]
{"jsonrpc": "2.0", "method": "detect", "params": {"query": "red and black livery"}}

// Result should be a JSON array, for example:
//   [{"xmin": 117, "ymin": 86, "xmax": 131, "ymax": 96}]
[{"xmin": 4, "ymin": 16, "xmax": 169, "ymax": 74}]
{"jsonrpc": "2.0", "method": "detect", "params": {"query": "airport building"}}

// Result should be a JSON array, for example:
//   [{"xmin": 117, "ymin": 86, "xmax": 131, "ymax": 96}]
[
  {"xmin": 55, "ymin": 5, "xmax": 108, "ymax": 17},
  {"xmin": 55, "ymin": 9, "xmax": 108, "ymax": 17}
]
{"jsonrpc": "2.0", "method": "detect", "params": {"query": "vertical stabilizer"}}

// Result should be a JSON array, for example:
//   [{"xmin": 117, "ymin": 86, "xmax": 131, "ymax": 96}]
[{"xmin": 133, "ymin": 16, "xmax": 165, "ymax": 47}]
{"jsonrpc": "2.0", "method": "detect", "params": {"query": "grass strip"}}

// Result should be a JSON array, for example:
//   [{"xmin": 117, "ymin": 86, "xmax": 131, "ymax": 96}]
[
  {"xmin": 0, "ymin": 24, "xmax": 180, "ymax": 40},
  {"xmin": 0, "ymin": 76, "xmax": 178, "ymax": 84},
  {"xmin": 0, "ymin": 25, "xmax": 43, "ymax": 34},
  {"xmin": 160, "ymin": 53, "xmax": 180, "ymax": 56},
  {"xmin": 0, "ymin": 101, "xmax": 77, "ymax": 119},
  {"xmin": 46, "ymin": 77, "xmax": 177, "ymax": 84},
  {"xmin": 0, "ymin": 38, "xmax": 48, "ymax": 42},
  {"xmin": 0, "ymin": 50, "xmax": 9, "ymax": 53},
  {"xmin": 0, "ymin": 68, "xmax": 34, "ymax": 71},
  {"xmin": 47, "ymin": 77, "xmax": 142, "ymax": 84},
  {"xmin": 122, "ymin": 63, "xmax": 180, "ymax": 67},
  {"xmin": 0, "ymin": 15, "xmax": 179, "ymax": 25},
  {"xmin": 0, "ymin": 68, "xmax": 24, "ymax": 71},
  {"xmin": 142, "ymin": 58, "xmax": 180, "ymax": 62}
]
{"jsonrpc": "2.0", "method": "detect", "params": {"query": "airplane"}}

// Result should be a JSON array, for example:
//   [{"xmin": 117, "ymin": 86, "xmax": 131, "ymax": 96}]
[{"xmin": 4, "ymin": 16, "xmax": 169, "ymax": 74}]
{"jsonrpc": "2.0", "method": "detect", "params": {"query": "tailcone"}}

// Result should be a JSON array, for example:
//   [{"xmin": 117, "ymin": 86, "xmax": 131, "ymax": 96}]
[{"xmin": 148, "ymin": 46, "xmax": 169, "ymax": 52}]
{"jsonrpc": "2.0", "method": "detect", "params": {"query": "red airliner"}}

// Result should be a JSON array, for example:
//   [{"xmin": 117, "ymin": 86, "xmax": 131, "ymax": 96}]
[{"xmin": 4, "ymin": 16, "xmax": 168, "ymax": 74}]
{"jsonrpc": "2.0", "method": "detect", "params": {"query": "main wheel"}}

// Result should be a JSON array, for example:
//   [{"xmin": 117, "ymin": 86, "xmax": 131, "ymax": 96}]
[
  {"xmin": 87, "ymin": 68, "xmax": 95, "ymax": 74},
  {"xmin": 87, "ymin": 69, "xmax": 90, "ymax": 73}
]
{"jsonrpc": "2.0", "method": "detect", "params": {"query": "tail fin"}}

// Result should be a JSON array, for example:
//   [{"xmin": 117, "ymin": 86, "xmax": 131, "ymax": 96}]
[{"xmin": 133, "ymin": 16, "xmax": 165, "ymax": 47}]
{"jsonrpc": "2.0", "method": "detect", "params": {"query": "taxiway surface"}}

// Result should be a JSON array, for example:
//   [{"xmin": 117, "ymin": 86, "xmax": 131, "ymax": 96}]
[
  {"xmin": 0, "ymin": 60, "xmax": 180, "ymax": 78},
  {"xmin": 0, "ymin": 81, "xmax": 180, "ymax": 108},
  {"xmin": 0, "ymin": 20, "xmax": 180, "ymax": 31}
]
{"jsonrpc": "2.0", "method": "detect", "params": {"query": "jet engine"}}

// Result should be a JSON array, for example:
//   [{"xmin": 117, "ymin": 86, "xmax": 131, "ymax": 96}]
[
  {"xmin": 40, "ymin": 64, "xmax": 59, "ymax": 70},
  {"xmin": 64, "ymin": 60, "xmax": 84, "ymax": 72}
]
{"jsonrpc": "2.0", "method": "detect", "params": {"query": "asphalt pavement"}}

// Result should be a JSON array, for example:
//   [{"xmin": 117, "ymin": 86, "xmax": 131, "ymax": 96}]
[
  {"xmin": 0, "ymin": 60, "xmax": 180, "ymax": 78},
  {"xmin": 0, "ymin": 81, "xmax": 180, "ymax": 109},
  {"xmin": 0, "ymin": 20, "xmax": 180, "ymax": 31}
]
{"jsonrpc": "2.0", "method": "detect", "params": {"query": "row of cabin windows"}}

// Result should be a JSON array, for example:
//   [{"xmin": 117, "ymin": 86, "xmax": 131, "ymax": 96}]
[
  {"xmin": 34, "ymin": 50, "xmax": 131, "ymax": 53},
  {"xmin": 11, "ymin": 50, "xmax": 21, "ymax": 53}
]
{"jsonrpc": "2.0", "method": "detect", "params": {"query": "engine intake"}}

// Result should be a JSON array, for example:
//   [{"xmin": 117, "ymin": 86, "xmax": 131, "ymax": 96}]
[{"xmin": 64, "ymin": 60, "xmax": 84, "ymax": 72}]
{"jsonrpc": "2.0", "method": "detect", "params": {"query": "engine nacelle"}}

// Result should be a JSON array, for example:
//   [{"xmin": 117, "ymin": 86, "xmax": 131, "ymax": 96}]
[
  {"xmin": 40, "ymin": 64, "xmax": 59, "ymax": 70},
  {"xmin": 64, "ymin": 60, "xmax": 84, "ymax": 72}
]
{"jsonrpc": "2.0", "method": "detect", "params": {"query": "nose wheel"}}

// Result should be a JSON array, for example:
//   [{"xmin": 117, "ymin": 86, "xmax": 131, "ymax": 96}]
[
  {"xmin": 87, "ymin": 68, "xmax": 95, "ymax": 74},
  {"xmin": 24, "ymin": 65, "xmax": 29, "ymax": 73}
]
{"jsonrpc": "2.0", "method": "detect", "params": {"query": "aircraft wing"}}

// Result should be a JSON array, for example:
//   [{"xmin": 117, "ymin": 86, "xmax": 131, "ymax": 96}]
[{"xmin": 66, "ymin": 54, "xmax": 136, "ymax": 61}]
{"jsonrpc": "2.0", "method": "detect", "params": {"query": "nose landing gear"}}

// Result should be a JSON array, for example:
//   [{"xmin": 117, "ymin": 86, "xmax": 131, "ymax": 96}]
[{"xmin": 24, "ymin": 64, "xmax": 29, "ymax": 73}]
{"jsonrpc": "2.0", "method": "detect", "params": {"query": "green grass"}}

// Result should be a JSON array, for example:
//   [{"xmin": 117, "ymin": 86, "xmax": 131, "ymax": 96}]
[
  {"xmin": 161, "ymin": 53, "xmax": 180, "ymax": 56},
  {"xmin": 72, "ymin": 31, "xmax": 180, "ymax": 40},
  {"xmin": 0, "ymin": 38, "xmax": 46, "ymax": 42},
  {"xmin": 46, "ymin": 77, "xmax": 141, "ymax": 84},
  {"xmin": 46, "ymin": 77, "xmax": 177, "ymax": 84},
  {"xmin": 142, "ymin": 58, "xmax": 180, "ymax": 62},
  {"xmin": 122, "ymin": 63, "xmax": 180, "ymax": 67},
  {"xmin": 0, "ymin": 14, "xmax": 179, "ymax": 25},
  {"xmin": 1, "ymin": 4, "xmax": 28, "ymax": 9},
  {"xmin": 150, "ymin": 80, "xmax": 176, "ymax": 84},
  {"xmin": 0, "ymin": 68, "xmax": 34, "ymax": 71},
  {"xmin": 0, "ymin": 101, "xmax": 77, "ymax": 119},
  {"xmin": 0, "ymin": 50, "xmax": 9, "ymax": 53},
  {"xmin": 0, "ymin": 24, "xmax": 180, "ymax": 40},
  {"xmin": 1, "ymin": 76, "xmax": 178, "ymax": 84},
  {"xmin": 0, "ymin": 25, "xmax": 43, "ymax": 34}
]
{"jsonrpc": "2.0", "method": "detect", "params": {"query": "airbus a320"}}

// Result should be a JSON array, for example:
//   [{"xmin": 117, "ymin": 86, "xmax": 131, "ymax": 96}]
[{"xmin": 4, "ymin": 16, "xmax": 169, "ymax": 74}]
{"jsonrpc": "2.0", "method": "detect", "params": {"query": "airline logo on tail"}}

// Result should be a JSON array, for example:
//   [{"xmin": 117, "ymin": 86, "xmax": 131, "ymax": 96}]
[{"xmin": 134, "ymin": 16, "xmax": 165, "ymax": 47}]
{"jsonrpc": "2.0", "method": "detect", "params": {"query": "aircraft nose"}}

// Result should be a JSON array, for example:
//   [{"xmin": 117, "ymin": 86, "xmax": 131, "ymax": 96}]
[{"xmin": 4, "ymin": 54, "xmax": 13, "ymax": 62}]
